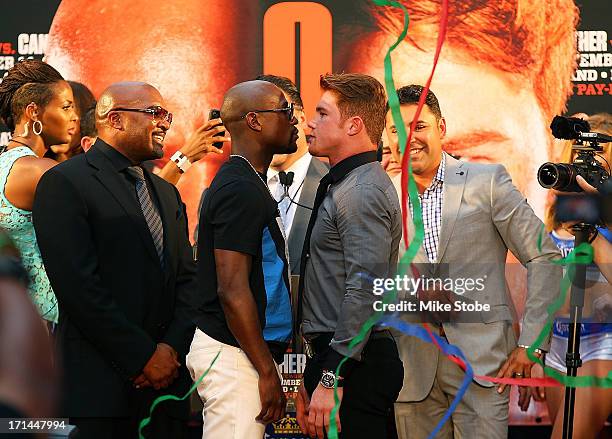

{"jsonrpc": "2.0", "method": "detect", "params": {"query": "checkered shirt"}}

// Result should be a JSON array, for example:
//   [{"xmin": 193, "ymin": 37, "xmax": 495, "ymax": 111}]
[{"xmin": 409, "ymin": 153, "xmax": 446, "ymax": 263}]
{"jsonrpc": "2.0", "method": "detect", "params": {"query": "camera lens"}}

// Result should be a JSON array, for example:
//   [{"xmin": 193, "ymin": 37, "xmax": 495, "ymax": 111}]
[
  {"xmin": 537, "ymin": 163, "xmax": 561, "ymax": 188},
  {"xmin": 537, "ymin": 163, "xmax": 575, "ymax": 190}
]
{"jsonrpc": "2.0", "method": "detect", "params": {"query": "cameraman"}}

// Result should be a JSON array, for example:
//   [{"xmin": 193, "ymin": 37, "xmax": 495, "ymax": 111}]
[{"xmin": 542, "ymin": 113, "xmax": 612, "ymax": 439}]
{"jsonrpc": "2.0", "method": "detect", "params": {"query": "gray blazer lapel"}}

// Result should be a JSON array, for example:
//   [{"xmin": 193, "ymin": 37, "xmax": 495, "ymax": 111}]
[
  {"xmin": 287, "ymin": 157, "xmax": 329, "ymax": 273},
  {"xmin": 437, "ymin": 155, "xmax": 467, "ymax": 262}
]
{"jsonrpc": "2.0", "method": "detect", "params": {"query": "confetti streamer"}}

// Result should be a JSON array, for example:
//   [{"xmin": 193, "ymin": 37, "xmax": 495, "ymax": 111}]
[
  {"xmin": 138, "ymin": 351, "xmax": 220, "ymax": 439},
  {"xmin": 525, "ymin": 242, "xmax": 612, "ymax": 388},
  {"xmin": 327, "ymin": 1, "xmax": 449, "ymax": 437},
  {"xmin": 311, "ymin": 1, "xmax": 608, "ymax": 437},
  {"xmin": 416, "ymin": 321, "xmax": 560, "ymax": 387},
  {"xmin": 381, "ymin": 316, "xmax": 472, "ymax": 438}
]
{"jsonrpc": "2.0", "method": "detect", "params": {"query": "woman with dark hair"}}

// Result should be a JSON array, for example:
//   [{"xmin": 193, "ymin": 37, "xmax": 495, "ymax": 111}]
[
  {"xmin": 46, "ymin": 80, "xmax": 96, "ymax": 162},
  {"xmin": 0, "ymin": 59, "xmax": 77, "ymax": 327}
]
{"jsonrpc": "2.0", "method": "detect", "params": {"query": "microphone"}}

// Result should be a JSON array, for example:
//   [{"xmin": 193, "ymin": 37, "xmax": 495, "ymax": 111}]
[
  {"xmin": 279, "ymin": 171, "xmax": 294, "ymax": 188},
  {"xmin": 456, "ymin": 171, "xmax": 465, "ymax": 175},
  {"xmin": 277, "ymin": 170, "xmax": 313, "ymax": 211}
]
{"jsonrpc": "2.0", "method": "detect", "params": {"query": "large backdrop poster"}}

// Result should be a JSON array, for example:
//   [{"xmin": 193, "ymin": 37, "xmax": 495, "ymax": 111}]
[
  {"xmin": 1, "ymin": 0, "xmax": 611, "ymax": 232},
  {"xmin": 1, "ymin": 1, "xmax": 611, "ymax": 437}
]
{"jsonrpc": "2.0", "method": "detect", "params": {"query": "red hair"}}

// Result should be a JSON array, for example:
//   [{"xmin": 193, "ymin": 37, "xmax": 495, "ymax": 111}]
[{"xmin": 372, "ymin": 0, "xmax": 579, "ymax": 123}]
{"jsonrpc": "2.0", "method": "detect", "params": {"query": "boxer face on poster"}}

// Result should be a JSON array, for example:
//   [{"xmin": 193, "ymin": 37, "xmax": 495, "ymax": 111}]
[
  {"xmin": 45, "ymin": 0, "xmax": 579, "ymax": 221},
  {"xmin": 341, "ymin": 0, "xmax": 578, "ymax": 217},
  {"xmin": 44, "ymin": 0, "xmax": 260, "ymax": 232},
  {"xmin": 355, "ymin": 44, "xmax": 551, "ymax": 214}
]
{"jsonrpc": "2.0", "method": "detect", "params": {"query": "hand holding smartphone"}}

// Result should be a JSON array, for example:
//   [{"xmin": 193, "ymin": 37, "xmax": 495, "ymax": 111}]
[{"xmin": 208, "ymin": 109, "xmax": 225, "ymax": 149}]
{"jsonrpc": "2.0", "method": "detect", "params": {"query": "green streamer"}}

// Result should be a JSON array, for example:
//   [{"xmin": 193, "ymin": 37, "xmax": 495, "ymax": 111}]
[
  {"xmin": 534, "ymin": 219, "xmax": 611, "ymax": 387},
  {"xmin": 138, "ymin": 351, "xmax": 220, "ymax": 439},
  {"xmin": 371, "ymin": 2, "xmax": 425, "ymax": 273},
  {"xmin": 328, "ymin": 2, "xmax": 426, "ymax": 438},
  {"xmin": 375, "ymin": 0, "xmax": 409, "ymax": 156},
  {"xmin": 526, "ymin": 242, "xmax": 612, "ymax": 387},
  {"xmin": 371, "ymin": 0, "xmax": 425, "ymax": 267}
]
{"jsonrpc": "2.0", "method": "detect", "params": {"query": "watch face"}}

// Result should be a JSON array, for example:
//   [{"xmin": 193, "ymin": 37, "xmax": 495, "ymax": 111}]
[{"xmin": 320, "ymin": 371, "xmax": 336, "ymax": 389}]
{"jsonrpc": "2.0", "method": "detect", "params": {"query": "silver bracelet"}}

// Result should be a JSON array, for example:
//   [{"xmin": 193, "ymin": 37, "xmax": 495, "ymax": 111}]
[
  {"xmin": 517, "ymin": 344, "xmax": 546, "ymax": 355},
  {"xmin": 170, "ymin": 150, "xmax": 192, "ymax": 173}
]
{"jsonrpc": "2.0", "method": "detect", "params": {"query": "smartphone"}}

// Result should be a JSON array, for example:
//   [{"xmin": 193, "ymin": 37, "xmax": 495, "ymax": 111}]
[{"xmin": 208, "ymin": 109, "xmax": 225, "ymax": 149}]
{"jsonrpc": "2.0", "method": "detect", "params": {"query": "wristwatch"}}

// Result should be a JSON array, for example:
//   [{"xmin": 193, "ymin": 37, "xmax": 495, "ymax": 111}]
[
  {"xmin": 170, "ymin": 150, "xmax": 192, "ymax": 173},
  {"xmin": 518, "ymin": 344, "xmax": 545, "ymax": 356},
  {"xmin": 320, "ymin": 370, "xmax": 343, "ymax": 389}
]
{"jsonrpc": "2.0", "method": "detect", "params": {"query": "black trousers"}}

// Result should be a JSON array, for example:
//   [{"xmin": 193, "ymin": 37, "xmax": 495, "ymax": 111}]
[{"xmin": 303, "ymin": 337, "xmax": 404, "ymax": 439}]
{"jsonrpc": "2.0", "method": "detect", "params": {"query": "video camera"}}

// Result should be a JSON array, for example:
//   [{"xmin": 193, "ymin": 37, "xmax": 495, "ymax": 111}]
[{"xmin": 537, "ymin": 116, "xmax": 611, "ymax": 192}]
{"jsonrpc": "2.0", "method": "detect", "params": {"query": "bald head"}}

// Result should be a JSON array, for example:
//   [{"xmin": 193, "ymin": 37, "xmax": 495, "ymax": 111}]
[
  {"xmin": 94, "ymin": 81, "xmax": 169, "ymax": 163},
  {"xmin": 96, "ymin": 81, "xmax": 160, "ymax": 121},
  {"xmin": 220, "ymin": 80, "xmax": 284, "ymax": 133},
  {"xmin": 220, "ymin": 80, "xmax": 298, "ymax": 162}
]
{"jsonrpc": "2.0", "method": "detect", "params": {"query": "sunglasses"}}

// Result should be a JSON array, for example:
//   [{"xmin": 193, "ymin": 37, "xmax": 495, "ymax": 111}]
[
  {"xmin": 111, "ymin": 105, "xmax": 173, "ymax": 125},
  {"xmin": 241, "ymin": 102, "xmax": 294, "ymax": 121}
]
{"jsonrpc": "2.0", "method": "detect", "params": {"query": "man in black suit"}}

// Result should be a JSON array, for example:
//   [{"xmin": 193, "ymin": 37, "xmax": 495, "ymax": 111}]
[{"xmin": 33, "ymin": 82, "xmax": 196, "ymax": 439}]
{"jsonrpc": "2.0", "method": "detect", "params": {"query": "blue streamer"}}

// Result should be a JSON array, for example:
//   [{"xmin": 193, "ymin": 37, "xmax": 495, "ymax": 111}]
[{"xmin": 381, "ymin": 316, "xmax": 473, "ymax": 439}]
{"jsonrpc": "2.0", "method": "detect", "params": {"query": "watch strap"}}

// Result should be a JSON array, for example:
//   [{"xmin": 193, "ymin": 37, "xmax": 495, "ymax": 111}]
[{"xmin": 320, "ymin": 369, "xmax": 343, "ymax": 388}]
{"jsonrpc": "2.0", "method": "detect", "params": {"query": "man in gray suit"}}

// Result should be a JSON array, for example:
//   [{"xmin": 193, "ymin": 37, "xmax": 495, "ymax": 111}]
[
  {"xmin": 257, "ymin": 75, "xmax": 329, "ymax": 273},
  {"xmin": 386, "ymin": 85, "xmax": 562, "ymax": 438}
]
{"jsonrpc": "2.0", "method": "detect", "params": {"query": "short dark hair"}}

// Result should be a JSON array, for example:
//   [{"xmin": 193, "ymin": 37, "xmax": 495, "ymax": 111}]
[
  {"xmin": 320, "ymin": 73, "xmax": 387, "ymax": 144},
  {"xmin": 393, "ymin": 85, "xmax": 442, "ymax": 120},
  {"xmin": 80, "ymin": 107, "xmax": 97, "ymax": 138},
  {"xmin": 0, "ymin": 60, "xmax": 64, "ymax": 131},
  {"xmin": 255, "ymin": 74, "xmax": 304, "ymax": 108}
]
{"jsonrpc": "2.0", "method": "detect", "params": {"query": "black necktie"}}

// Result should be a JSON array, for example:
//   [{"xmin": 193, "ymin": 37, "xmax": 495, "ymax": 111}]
[
  {"xmin": 125, "ymin": 166, "xmax": 165, "ymax": 266},
  {"xmin": 294, "ymin": 172, "xmax": 332, "ymax": 349}
]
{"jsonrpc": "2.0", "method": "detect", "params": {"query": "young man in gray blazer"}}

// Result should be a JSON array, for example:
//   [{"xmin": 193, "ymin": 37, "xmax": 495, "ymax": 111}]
[
  {"xmin": 386, "ymin": 85, "xmax": 562, "ymax": 439},
  {"xmin": 296, "ymin": 73, "xmax": 403, "ymax": 439}
]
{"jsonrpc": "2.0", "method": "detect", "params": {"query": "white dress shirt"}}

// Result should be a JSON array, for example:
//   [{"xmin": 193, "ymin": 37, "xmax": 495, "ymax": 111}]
[{"xmin": 267, "ymin": 152, "xmax": 312, "ymax": 237}]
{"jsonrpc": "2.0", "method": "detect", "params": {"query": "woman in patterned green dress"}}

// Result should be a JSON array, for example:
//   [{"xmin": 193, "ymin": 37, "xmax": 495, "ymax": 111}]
[{"xmin": 0, "ymin": 60, "xmax": 77, "ymax": 327}]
